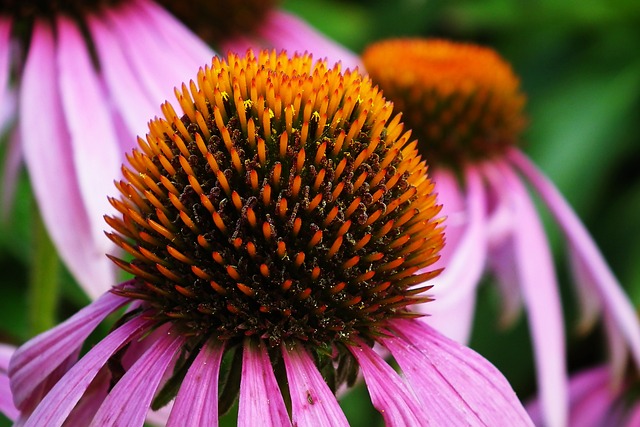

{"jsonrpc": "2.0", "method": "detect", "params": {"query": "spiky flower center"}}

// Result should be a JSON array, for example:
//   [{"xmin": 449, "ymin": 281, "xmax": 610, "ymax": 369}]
[
  {"xmin": 107, "ymin": 50, "xmax": 444, "ymax": 350},
  {"xmin": 155, "ymin": 0, "xmax": 278, "ymax": 45},
  {"xmin": 362, "ymin": 38, "xmax": 527, "ymax": 166},
  {"xmin": 0, "ymin": 0, "xmax": 121, "ymax": 18}
]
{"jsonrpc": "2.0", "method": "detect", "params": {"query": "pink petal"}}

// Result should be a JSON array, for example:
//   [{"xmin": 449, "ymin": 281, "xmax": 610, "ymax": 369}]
[
  {"xmin": 86, "ymin": 14, "xmax": 157, "ymax": 141},
  {"xmin": 89, "ymin": 330, "xmax": 185, "ymax": 427},
  {"xmin": 488, "ymin": 239, "xmax": 524, "ymax": 328},
  {"xmin": 420, "ymin": 166, "xmax": 487, "ymax": 343},
  {"xmin": 238, "ymin": 340, "xmax": 291, "ymax": 427},
  {"xmin": 281, "ymin": 344, "xmax": 348, "ymax": 427},
  {"xmin": 134, "ymin": 0, "xmax": 214, "ymax": 66},
  {"xmin": 508, "ymin": 148, "xmax": 640, "ymax": 376},
  {"xmin": 0, "ymin": 16, "xmax": 13, "ymax": 135},
  {"xmin": 385, "ymin": 319, "xmax": 533, "ymax": 426},
  {"xmin": 56, "ymin": 16, "xmax": 122, "ymax": 263},
  {"xmin": 22, "ymin": 314, "xmax": 154, "ymax": 427},
  {"xmin": 19, "ymin": 20, "xmax": 116, "ymax": 299},
  {"xmin": 568, "ymin": 246, "xmax": 601, "ymax": 335},
  {"xmin": 102, "ymin": 2, "xmax": 208, "ymax": 107},
  {"xmin": 0, "ymin": 344, "xmax": 18, "ymax": 421},
  {"xmin": 166, "ymin": 340, "xmax": 225, "ymax": 427},
  {"xmin": 348, "ymin": 341, "xmax": 426, "ymax": 426},
  {"xmin": 257, "ymin": 11, "xmax": 362, "ymax": 71},
  {"xmin": 10, "ymin": 290, "xmax": 128, "ymax": 410},
  {"xmin": 487, "ymin": 160, "xmax": 568, "ymax": 427}
]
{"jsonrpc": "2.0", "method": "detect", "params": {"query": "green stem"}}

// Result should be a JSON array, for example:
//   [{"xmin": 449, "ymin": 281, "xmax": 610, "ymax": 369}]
[{"xmin": 28, "ymin": 213, "xmax": 60, "ymax": 336}]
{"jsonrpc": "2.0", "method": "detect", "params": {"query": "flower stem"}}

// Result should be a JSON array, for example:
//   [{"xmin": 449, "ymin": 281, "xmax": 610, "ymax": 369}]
[{"xmin": 28, "ymin": 212, "xmax": 60, "ymax": 336}]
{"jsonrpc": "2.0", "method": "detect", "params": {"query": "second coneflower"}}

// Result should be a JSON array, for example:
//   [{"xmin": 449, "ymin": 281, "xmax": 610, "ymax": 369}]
[
  {"xmin": 362, "ymin": 38, "xmax": 640, "ymax": 427},
  {"xmin": 9, "ymin": 50, "xmax": 532, "ymax": 426}
]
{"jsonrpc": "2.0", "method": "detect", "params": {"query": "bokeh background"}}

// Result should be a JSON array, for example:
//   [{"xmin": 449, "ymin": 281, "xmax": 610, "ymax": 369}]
[{"xmin": 1, "ymin": 0, "xmax": 639, "ymax": 425}]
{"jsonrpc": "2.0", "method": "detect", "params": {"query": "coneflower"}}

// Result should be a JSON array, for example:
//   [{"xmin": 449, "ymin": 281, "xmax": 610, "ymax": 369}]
[
  {"xmin": 362, "ymin": 38, "xmax": 640, "ymax": 427},
  {"xmin": 10, "ymin": 50, "xmax": 531, "ymax": 426},
  {"xmin": 0, "ymin": 0, "xmax": 360, "ymax": 299}
]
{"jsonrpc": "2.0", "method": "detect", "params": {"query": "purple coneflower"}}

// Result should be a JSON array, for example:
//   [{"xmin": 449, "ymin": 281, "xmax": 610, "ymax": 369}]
[
  {"xmin": 0, "ymin": 344, "xmax": 18, "ymax": 422},
  {"xmin": 10, "ymin": 50, "xmax": 531, "ymax": 426},
  {"xmin": 0, "ymin": 0, "xmax": 361, "ymax": 299},
  {"xmin": 528, "ymin": 366, "xmax": 640, "ymax": 426},
  {"xmin": 362, "ymin": 38, "xmax": 640, "ymax": 427}
]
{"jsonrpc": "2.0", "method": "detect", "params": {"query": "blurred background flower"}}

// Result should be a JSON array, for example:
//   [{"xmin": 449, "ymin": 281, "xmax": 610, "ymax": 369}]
[{"xmin": 1, "ymin": 0, "xmax": 639, "ymax": 426}]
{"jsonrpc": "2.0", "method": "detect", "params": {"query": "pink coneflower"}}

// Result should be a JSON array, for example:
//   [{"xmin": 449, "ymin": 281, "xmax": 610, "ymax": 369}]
[
  {"xmin": 362, "ymin": 38, "xmax": 640, "ymax": 427},
  {"xmin": 0, "ymin": 344, "xmax": 18, "ymax": 422},
  {"xmin": 0, "ymin": 0, "xmax": 361, "ymax": 300},
  {"xmin": 10, "ymin": 50, "xmax": 532, "ymax": 426},
  {"xmin": 528, "ymin": 366, "xmax": 640, "ymax": 426}
]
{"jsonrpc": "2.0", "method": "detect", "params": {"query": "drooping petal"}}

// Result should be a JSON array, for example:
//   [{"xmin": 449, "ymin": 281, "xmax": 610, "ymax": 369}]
[
  {"xmin": 102, "ymin": 2, "xmax": 208, "ymax": 108},
  {"xmin": 489, "ymin": 239, "xmax": 524, "ymax": 328},
  {"xmin": 21, "ymin": 314, "xmax": 154, "ymax": 427},
  {"xmin": 385, "ymin": 319, "xmax": 533, "ymax": 426},
  {"xmin": 0, "ymin": 344, "xmax": 18, "ymax": 421},
  {"xmin": 486, "ymin": 160, "xmax": 568, "ymax": 427},
  {"xmin": 420, "ymin": 166, "xmax": 487, "ymax": 343},
  {"xmin": 9, "ymin": 290, "xmax": 128, "ymax": 411},
  {"xmin": 348, "ymin": 342, "xmax": 426, "ymax": 426},
  {"xmin": 166, "ymin": 340, "xmax": 225, "ymax": 427},
  {"xmin": 89, "ymin": 330, "xmax": 185, "ymax": 427},
  {"xmin": 86, "ymin": 15, "xmax": 157, "ymax": 141},
  {"xmin": 255, "ymin": 11, "xmax": 362, "ymax": 70},
  {"xmin": 135, "ymin": 0, "xmax": 214, "ymax": 66},
  {"xmin": 281, "ymin": 344, "xmax": 349, "ymax": 427},
  {"xmin": 238, "ymin": 340, "xmax": 291, "ymax": 427},
  {"xmin": 1, "ymin": 128, "xmax": 21, "ymax": 219},
  {"xmin": 0, "ymin": 17, "xmax": 12, "ymax": 131},
  {"xmin": 508, "ymin": 148, "xmax": 640, "ymax": 377},
  {"xmin": 57, "ymin": 15, "xmax": 121, "ymax": 264},
  {"xmin": 568, "ymin": 246, "xmax": 601, "ymax": 335},
  {"xmin": 19, "ymin": 19, "xmax": 116, "ymax": 299}
]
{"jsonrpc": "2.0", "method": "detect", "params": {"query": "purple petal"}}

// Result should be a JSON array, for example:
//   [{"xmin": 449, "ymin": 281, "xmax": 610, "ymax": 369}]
[
  {"xmin": 166, "ymin": 340, "xmax": 225, "ymax": 427},
  {"xmin": 22, "ymin": 314, "xmax": 154, "ymax": 427},
  {"xmin": 56, "ymin": 16, "xmax": 122, "ymax": 262},
  {"xmin": 102, "ymin": 2, "xmax": 208, "ymax": 108},
  {"xmin": 86, "ymin": 14, "xmax": 157, "ymax": 141},
  {"xmin": 10, "ymin": 290, "xmax": 128, "ymax": 411},
  {"xmin": 238, "ymin": 340, "xmax": 291, "ymax": 427},
  {"xmin": 385, "ymin": 319, "xmax": 533, "ymax": 426},
  {"xmin": 0, "ymin": 17, "xmax": 12, "ymax": 130},
  {"xmin": 568, "ymin": 247, "xmax": 601, "ymax": 335},
  {"xmin": 255, "ymin": 11, "xmax": 363, "ymax": 71},
  {"xmin": 420, "ymin": 166, "xmax": 487, "ymax": 343},
  {"xmin": 19, "ymin": 19, "xmax": 116, "ymax": 299},
  {"xmin": 134, "ymin": 0, "xmax": 214, "ymax": 66},
  {"xmin": 0, "ymin": 344, "xmax": 19, "ymax": 421},
  {"xmin": 89, "ymin": 330, "xmax": 185, "ymax": 427},
  {"xmin": 508, "ymin": 148, "xmax": 640, "ymax": 375},
  {"xmin": 348, "ymin": 342, "xmax": 426, "ymax": 426},
  {"xmin": 281, "ymin": 344, "xmax": 348, "ymax": 427},
  {"xmin": 487, "ymin": 160, "xmax": 568, "ymax": 427}
]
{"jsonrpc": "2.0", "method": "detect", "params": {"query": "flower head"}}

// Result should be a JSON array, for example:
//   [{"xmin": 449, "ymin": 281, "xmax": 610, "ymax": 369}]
[
  {"xmin": 363, "ymin": 38, "xmax": 526, "ymax": 165},
  {"xmin": 363, "ymin": 37, "xmax": 640, "ymax": 427},
  {"xmin": 9, "ymin": 50, "xmax": 532, "ymax": 427}
]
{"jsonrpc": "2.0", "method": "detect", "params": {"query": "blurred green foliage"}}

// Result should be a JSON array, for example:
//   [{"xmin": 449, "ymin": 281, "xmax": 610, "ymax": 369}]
[{"xmin": 1, "ymin": 0, "xmax": 639, "ymax": 425}]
